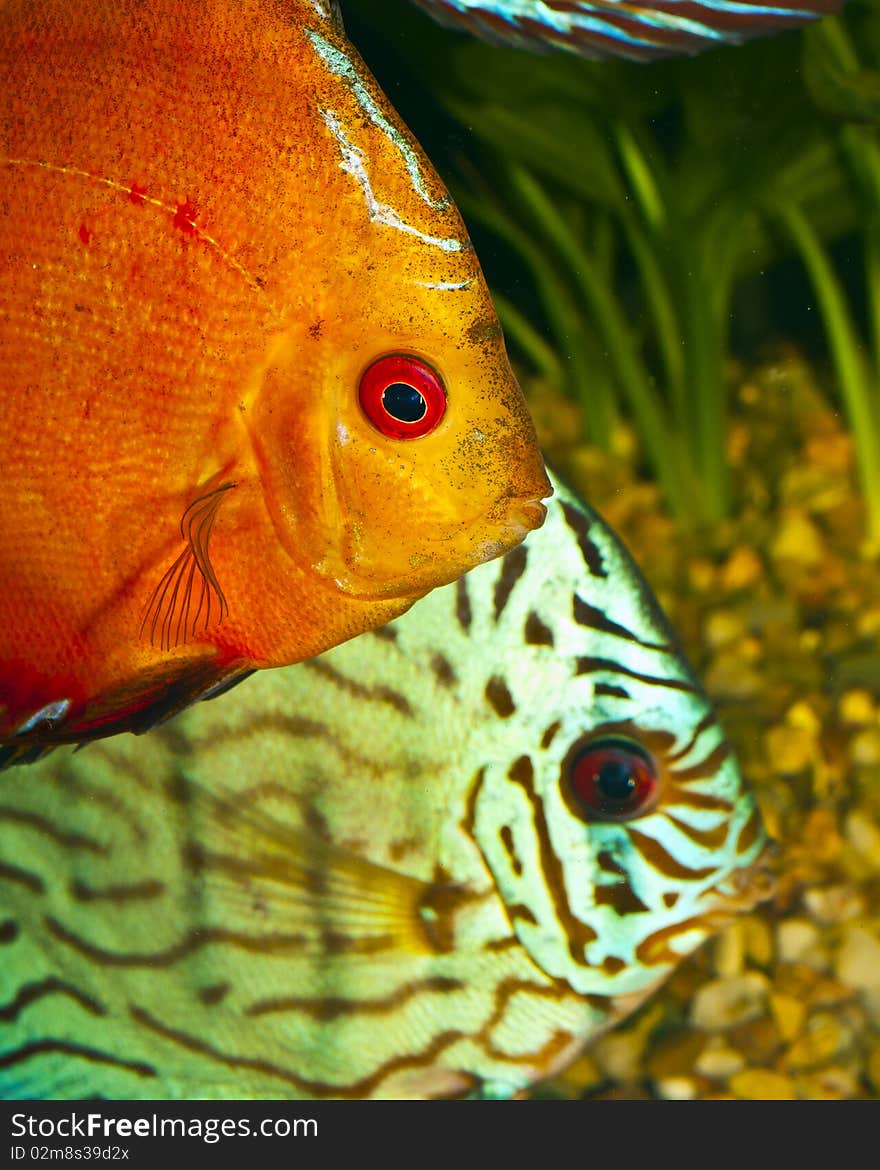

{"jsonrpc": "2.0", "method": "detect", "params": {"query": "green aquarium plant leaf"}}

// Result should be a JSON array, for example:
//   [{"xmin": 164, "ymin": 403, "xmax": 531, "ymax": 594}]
[{"xmin": 804, "ymin": 13, "xmax": 880, "ymax": 122}]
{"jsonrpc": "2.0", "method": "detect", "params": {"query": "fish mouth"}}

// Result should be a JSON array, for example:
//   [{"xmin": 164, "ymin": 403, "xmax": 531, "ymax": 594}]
[
  {"xmin": 325, "ymin": 493, "xmax": 549, "ymax": 600},
  {"xmin": 475, "ymin": 495, "xmax": 547, "ymax": 557},
  {"xmin": 426, "ymin": 492, "xmax": 549, "ymax": 575},
  {"xmin": 314, "ymin": 482, "xmax": 551, "ymax": 601},
  {"xmin": 704, "ymin": 839, "xmax": 779, "ymax": 925},
  {"xmin": 401, "ymin": 488, "xmax": 548, "ymax": 553},
  {"xmin": 512, "ymin": 497, "xmax": 548, "ymax": 532}
]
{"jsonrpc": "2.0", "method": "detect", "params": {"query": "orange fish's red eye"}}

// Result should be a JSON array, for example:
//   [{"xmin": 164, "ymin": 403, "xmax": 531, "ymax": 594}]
[
  {"xmin": 566, "ymin": 739, "xmax": 660, "ymax": 822},
  {"xmin": 358, "ymin": 354, "xmax": 447, "ymax": 439}
]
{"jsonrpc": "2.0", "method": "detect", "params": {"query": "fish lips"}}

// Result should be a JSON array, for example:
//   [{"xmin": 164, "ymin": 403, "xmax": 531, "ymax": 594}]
[{"xmin": 321, "ymin": 489, "xmax": 550, "ymax": 599}]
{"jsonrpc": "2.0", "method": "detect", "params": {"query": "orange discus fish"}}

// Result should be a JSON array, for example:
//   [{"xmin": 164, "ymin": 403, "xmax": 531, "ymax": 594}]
[{"xmin": 0, "ymin": 0, "xmax": 550, "ymax": 761}]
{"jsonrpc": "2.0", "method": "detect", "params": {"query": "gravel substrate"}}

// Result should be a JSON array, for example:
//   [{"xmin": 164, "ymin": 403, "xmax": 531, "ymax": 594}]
[{"xmin": 532, "ymin": 350, "xmax": 880, "ymax": 1100}]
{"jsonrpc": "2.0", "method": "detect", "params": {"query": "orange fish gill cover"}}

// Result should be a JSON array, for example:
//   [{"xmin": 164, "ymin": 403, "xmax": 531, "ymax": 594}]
[{"xmin": 0, "ymin": 0, "xmax": 551, "ymax": 760}]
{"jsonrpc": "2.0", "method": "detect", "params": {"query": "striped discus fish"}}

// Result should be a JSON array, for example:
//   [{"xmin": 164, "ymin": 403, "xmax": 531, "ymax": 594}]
[
  {"xmin": 0, "ymin": 474, "xmax": 772, "ymax": 1100},
  {"xmin": 412, "ymin": 0, "xmax": 844, "ymax": 60}
]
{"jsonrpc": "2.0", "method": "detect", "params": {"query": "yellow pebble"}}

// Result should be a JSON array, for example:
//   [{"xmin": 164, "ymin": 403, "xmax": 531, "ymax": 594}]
[
  {"xmin": 845, "ymin": 810, "xmax": 880, "ymax": 866},
  {"xmin": 803, "ymin": 884, "xmax": 864, "ymax": 925},
  {"xmin": 729, "ymin": 1069, "xmax": 798, "ymax": 1100},
  {"xmin": 590, "ymin": 1017, "xmax": 654, "ymax": 1083},
  {"xmin": 834, "ymin": 925, "xmax": 880, "ymax": 991},
  {"xmin": 694, "ymin": 1043, "xmax": 746, "ymax": 1080},
  {"xmin": 838, "ymin": 689, "xmax": 876, "ymax": 725},
  {"xmin": 776, "ymin": 919, "xmax": 822, "ymax": 965},
  {"xmin": 770, "ymin": 993, "xmax": 806, "ymax": 1043},
  {"xmin": 552, "ymin": 1052, "xmax": 603, "ymax": 1096},
  {"xmin": 799, "ymin": 629, "xmax": 821, "ymax": 652},
  {"xmin": 742, "ymin": 916, "xmax": 774, "ymax": 968},
  {"xmin": 703, "ymin": 610, "xmax": 746, "ymax": 650},
  {"xmin": 794, "ymin": 1066, "xmax": 860, "ymax": 1100},
  {"xmin": 857, "ymin": 606, "xmax": 880, "ymax": 637},
  {"xmin": 690, "ymin": 973, "xmax": 769, "ymax": 1030},
  {"xmin": 703, "ymin": 654, "xmax": 763, "ymax": 701},
  {"xmin": 654, "ymin": 1077, "xmax": 700, "ymax": 1101},
  {"xmin": 786, "ymin": 701, "xmax": 822, "ymax": 735},
  {"xmin": 714, "ymin": 923, "xmax": 745, "ymax": 979},
  {"xmin": 784, "ymin": 1012, "xmax": 846, "ymax": 1070},
  {"xmin": 720, "ymin": 546, "xmax": 763, "ymax": 591},
  {"xmin": 770, "ymin": 508, "xmax": 825, "ymax": 566},
  {"xmin": 689, "ymin": 559, "xmax": 716, "ymax": 593},
  {"xmin": 765, "ymin": 725, "xmax": 816, "ymax": 775},
  {"xmin": 849, "ymin": 728, "xmax": 880, "ymax": 767},
  {"xmin": 802, "ymin": 808, "xmax": 843, "ymax": 864},
  {"xmin": 610, "ymin": 422, "xmax": 638, "ymax": 461}
]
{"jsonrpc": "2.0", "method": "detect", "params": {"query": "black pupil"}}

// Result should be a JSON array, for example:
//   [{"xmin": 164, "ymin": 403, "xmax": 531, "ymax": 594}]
[
  {"xmin": 382, "ymin": 381, "xmax": 427, "ymax": 423},
  {"xmin": 596, "ymin": 760, "xmax": 636, "ymax": 803}
]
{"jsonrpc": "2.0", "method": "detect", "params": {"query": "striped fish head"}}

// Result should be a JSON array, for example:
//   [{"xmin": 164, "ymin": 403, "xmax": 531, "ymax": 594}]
[
  {"xmin": 246, "ymin": 8, "xmax": 550, "ymax": 601},
  {"xmin": 456, "ymin": 475, "xmax": 773, "ymax": 1005}
]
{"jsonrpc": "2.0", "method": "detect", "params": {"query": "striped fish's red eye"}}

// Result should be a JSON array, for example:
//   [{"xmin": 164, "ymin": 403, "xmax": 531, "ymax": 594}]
[
  {"xmin": 358, "ymin": 354, "xmax": 447, "ymax": 440},
  {"xmin": 567, "ymin": 739, "xmax": 659, "ymax": 822}
]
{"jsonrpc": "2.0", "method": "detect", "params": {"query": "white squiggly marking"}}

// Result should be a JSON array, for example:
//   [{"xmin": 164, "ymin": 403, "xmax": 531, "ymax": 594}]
[
  {"xmin": 319, "ymin": 110, "xmax": 465, "ymax": 253},
  {"xmin": 306, "ymin": 29, "xmax": 450, "ymax": 213},
  {"xmin": 416, "ymin": 278, "xmax": 474, "ymax": 290}
]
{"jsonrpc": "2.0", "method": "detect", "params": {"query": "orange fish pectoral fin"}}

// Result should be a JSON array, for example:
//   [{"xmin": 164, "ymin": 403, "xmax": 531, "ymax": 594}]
[
  {"xmin": 0, "ymin": 663, "xmax": 256, "ymax": 771},
  {"xmin": 0, "ymin": 740, "xmax": 57, "ymax": 771},
  {"xmin": 141, "ymin": 482, "xmax": 236, "ymax": 652}
]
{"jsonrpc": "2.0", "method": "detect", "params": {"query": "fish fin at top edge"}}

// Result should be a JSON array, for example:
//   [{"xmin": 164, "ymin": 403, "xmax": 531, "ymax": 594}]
[
  {"xmin": 140, "ymin": 482, "xmax": 236, "ymax": 653},
  {"xmin": 328, "ymin": 0, "xmax": 345, "ymax": 32},
  {"xmin": 410, "ymin": 0, "xmax": 844, "ymax": 62}
]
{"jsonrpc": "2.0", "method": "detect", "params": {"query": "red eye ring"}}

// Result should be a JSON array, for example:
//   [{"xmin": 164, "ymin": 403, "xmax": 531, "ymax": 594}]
[
  {"xmin": 358, "ymin": 353, "xmax": 447, "ymax": 440},
  {"xmin": 564, "ymin": 738, "xmax": 660, "ymax": 823}
]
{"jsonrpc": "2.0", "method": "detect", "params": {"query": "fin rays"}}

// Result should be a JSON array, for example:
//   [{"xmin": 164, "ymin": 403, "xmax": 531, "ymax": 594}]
[{"xmin": 141, "ymin": 484, "xmax": 235, "ymax": 652}]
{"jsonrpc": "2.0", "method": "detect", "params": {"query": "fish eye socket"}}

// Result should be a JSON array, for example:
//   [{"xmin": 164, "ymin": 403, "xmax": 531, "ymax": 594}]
[
  {"xmin": 359, "ymin": 354, "xmax": 446, "ymax": 440},
  {"xmin": 565, "ymin": 737, "xmax": 660, "ymax": 823}
]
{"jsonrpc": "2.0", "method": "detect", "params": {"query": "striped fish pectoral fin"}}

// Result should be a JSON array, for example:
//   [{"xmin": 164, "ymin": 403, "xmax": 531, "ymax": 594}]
[
  {"xmin": 188, "ymin": 787, "xmax": 448, "ymax": 959},
  {"xmin": 411, "ymin": 0, "xmax": 843, "ymax": 60}
]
